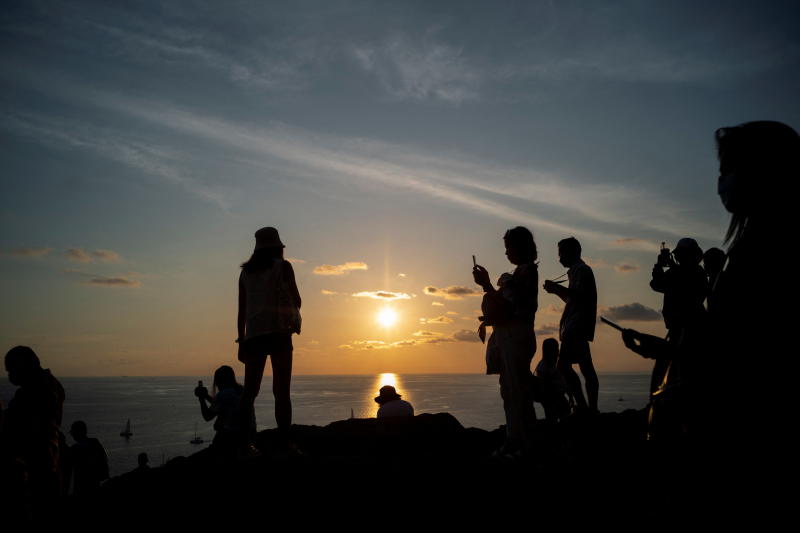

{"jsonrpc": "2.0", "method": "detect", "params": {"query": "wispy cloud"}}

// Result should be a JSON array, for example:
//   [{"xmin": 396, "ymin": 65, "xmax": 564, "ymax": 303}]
[
  {"xmin": 66, "ymin": 269, "xmax": 141, "ymax": 288},
  {"xmin": 423, "ymin": 285, "xmax": 481, "ymax": 300},
  {"xmin": 431, "ymin": 301, "xmax": 445, "ymax": 307},
  {"xmin": 340, "ymin": 328, "xmax": 479, "ymax": 350},
  {"xmin": 585, "ymin": 258, "xmax": 607, "ymax": 268},
  {"xmin": 6, "ymin": 89, "xmax": 719, "ymax": 241},
  {"xmin": 312, "ymin": 262, "xmax": 368, "ymax": 276},
  {"xmin": 92, "ymin": 249, "xmax": 122, "ymax": 263},
  {"xmin": 3, "ymin": 112, "xmax": 231, "ymax": 209},
  {"xmin": 352, "ymin": 290, "xmax": 412, "ymax": 301},
  {"xmin": 65, "ymin": 247, "xmax": 123, "ymax": 264},
  {"xmin": 600, "ymin": 303, "xmax": 661, "ymax": 322},
  {"xmin": 320, "ymin": 289, "xmax": 339, "ymax": 295},
  {"xmin": 535, "ymin": 323, "xmax": 560, "ymax": 336},
  {"xmin": 421, "ymin": 315, "xmax": 454, "ymax": 324},
  {"xmin": 614, "ymin": 263, "xmax": 639, "ymax": 273},
  {"xmin": 5, "ymin": 247, "xmax": 53, "ymax": 258},
  {"xmin": 66, "ymin": 248, "xmax": 93, "ymax": 263},
  {"xmin": 352, "ymin": 34, "xmax": 479, "ymax": 104},
  {"xmin": 84, "ymin": 276, "xmax": 140, "ymax": 288},
  {"xmin": 286, "ymin": 257, "xmax": 306, "ymax": 264},
  {"xmin": 88, "ymin": 21, "xmax": 318, "ymax": 92},
  {"xmin": 452, "ymin": 329, "xmax": 480, "ymax": 342}
]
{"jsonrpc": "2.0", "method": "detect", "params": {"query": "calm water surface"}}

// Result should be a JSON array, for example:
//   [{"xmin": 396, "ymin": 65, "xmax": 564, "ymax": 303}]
[{"xmin": 1, "ymin": 373, "xmax": 649, "ymax": 476}]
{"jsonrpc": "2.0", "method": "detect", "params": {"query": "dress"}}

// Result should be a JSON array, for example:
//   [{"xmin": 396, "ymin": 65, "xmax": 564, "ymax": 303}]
[
  {"xmin": 484, "ymin": 262, "xmax": 538, "ymax": 451},
  {"xmin": 559, "ymin": 260, "xmax": 597, "ymax": 364}
]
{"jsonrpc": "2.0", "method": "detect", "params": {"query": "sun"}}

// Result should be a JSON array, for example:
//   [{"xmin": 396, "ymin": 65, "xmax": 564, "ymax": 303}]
[{"xmin": 376, "ymin": 307, "xmax": 398, "ymax": 328}]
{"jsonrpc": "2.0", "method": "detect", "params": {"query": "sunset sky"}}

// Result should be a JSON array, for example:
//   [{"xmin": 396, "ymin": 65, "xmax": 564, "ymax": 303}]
[{"xmin": 2, "ymin": 1, "xmax": 799, "ymax": 376}]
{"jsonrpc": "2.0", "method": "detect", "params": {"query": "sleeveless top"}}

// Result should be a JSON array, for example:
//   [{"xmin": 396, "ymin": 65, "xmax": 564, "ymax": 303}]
[{"xmin": 240, "ymin": 259, "xmax": 301, "ymax": 339}]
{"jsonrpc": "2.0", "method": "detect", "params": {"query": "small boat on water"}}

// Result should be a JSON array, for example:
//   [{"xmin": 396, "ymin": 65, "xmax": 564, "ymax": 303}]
[
  {"xmin": 190, "ymin": 423, "xmax": 204, "ymax": 445},
  {"xmin": 120, "ymin": 419, "xmax": 133, "ymax": 438}
]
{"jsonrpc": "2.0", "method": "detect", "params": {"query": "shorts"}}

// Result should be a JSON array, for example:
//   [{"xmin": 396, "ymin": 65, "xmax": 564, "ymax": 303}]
[
  {"xmin": 238, "ymin": 331, "xmax": 293, "ymax": 363},
  {"xmin": 559, "ymin": 338, "xmax": 591, "ymax": 365}
]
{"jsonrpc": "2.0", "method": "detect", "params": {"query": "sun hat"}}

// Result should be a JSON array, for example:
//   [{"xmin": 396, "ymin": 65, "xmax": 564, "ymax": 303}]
[
  {"xmin": 374, "ymin": 385, "xmax": 402, "ymax": 405},
  {"xmin": 254, "ymin": 227, "xmax": 285, "ymax": 250}
]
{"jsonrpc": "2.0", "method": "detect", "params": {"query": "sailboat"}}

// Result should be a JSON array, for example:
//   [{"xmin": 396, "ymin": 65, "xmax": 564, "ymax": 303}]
[
  {"xmin": 120, "ymin": 419, "xmax": 133, "ymax": 438},
  {"xmin": 190, "ymin": 423, "xmax": 204, "ymax": 445}
]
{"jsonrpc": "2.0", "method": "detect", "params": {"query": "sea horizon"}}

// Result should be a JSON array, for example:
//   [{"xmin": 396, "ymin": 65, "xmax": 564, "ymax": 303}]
[{"xmin": 1, "ymin": 372, "xmax": 651, "ymax": 477}]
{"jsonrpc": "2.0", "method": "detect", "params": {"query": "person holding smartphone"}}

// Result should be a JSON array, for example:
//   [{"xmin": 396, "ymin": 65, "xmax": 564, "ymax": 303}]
[{"xmin": 473, "ymin": 226, "xmax": 539, "ymax": 458}]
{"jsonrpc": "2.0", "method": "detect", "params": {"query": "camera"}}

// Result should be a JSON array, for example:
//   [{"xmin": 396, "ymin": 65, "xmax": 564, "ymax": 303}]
[{"xmin": 656, "ymin": 242, "xmax": 674, "ymax": 268}]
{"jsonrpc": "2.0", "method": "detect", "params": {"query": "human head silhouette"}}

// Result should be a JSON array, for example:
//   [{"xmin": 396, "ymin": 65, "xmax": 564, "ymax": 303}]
[
  {"xmin": 673, "ymin": 238, "xmax": 703, "ymax": 266},
  {"xmin": 503, "ymin": 226, "xmax": 537, "ymax": 265},
  {"xmin": 242, "ymin": 227, "xmax": 285, "ymax": 271},
  {"xmin": 374, "ymin": 385, "xmax": 402, "ymax": 405},
  {"xmin": 557, "ymin": 237, "xmax": 581, "ymax": 268},
  {"xmin": 212, "ymin": 365, "xmax": 238, "ymax": 396},
  {"xmin": 715, "ymin": 121, "xmax": 799, "ymax": 244},
  {"xmin": 70, "ymin": 420, "xmax": 88, "ymax": 441},
  {"xmin": 4, "ymin": 345, "xmax": 42, "ymax": 386},
  {"xmin": 542, "ymin": 338, "xmax": 559, "ymax": 363},
  {"xmin": 137, "ymin": 452, "xmax": 149, "ymax": 468},
  {"xmin": 703, "ymin": 247, "xmax": 726, "ymax": 275}
]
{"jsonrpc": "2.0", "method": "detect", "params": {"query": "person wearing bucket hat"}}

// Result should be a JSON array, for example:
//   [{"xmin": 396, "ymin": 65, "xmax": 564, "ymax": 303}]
[
  {"xmin": 374, "ymin": 385, "xmax": 414, "ymax": 418},
  {"xmin": 237, "ymin": 227, "xmax": 301, "ymax": 445}
]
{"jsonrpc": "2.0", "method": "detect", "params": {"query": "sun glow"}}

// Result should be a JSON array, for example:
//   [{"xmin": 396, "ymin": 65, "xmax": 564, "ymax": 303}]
[{"xmin": 377, "ymin": 307, "xmax": 398, "ymax": 327}]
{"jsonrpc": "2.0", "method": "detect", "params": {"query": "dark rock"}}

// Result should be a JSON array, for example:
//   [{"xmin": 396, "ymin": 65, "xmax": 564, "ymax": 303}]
[{"xmin": 72, "ymin": 409, "xmax": 665, "ymax": 523}]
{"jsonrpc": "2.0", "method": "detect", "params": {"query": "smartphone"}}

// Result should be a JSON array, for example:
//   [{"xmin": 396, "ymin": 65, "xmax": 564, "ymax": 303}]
[
  {"xmin": 472, "ymin": 255, "xmax": 476, "ymax": 267},
  {"xmin": 599, "ymin": 316, "xmax": 624, "ymax": 332}
]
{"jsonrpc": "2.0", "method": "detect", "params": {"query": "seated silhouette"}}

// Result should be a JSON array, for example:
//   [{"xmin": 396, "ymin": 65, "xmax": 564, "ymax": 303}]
[
  {"xmin": 374, "ymin": 386, "xmax": 414, "ymax": 418},
  {"xmin": 68, "ymin": 420, "xmax": 109, "ymax": 495}
]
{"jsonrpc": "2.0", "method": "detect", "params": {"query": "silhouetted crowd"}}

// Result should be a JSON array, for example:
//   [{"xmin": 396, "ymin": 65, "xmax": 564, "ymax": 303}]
[{"xmin": 2, "ymin": 120, "xmax": 796, "ymax": 519}]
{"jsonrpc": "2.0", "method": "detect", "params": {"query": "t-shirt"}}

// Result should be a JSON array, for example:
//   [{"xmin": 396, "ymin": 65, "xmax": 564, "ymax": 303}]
[
  {"xmin": 559, "ymin": 260, "xmax": 597, "ymax": 342},
  {"xmin": 376, "ymin": 399, "xmax": 414, "ymax": 418}
]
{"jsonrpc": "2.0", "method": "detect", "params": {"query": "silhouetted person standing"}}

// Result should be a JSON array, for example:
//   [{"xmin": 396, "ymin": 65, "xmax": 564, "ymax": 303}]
[
  {"xmin": 68, "ymin": 420, "xmax": 109, "ymax": 496},
  {"xmin": 1, "ymin": 346, "xmax": 66, "ymax": 514},
  {"xmin": 533, "ymin": 338, "xmax": 570, "ymax": 422},
  {"xmin": 648, "ymin": 238, "xmax": 707, "ymax": 394},
  {"xmin": 473, "ymin": 226, "xmax": 539, "ymax": 457},
  {"xmin": 706, "ymin": 121, "xmax": 798, "ymax": 455},
  {"xmin": 237, "ymin": 227, "xmax": 301, "ymax": 448},
  {"xmin": 543, "ymin": 237, "xmax": 598, "ymax": 412},
  {"xmin": 374, "ymin": 386, "xmax": 414, "ymax": 418}
]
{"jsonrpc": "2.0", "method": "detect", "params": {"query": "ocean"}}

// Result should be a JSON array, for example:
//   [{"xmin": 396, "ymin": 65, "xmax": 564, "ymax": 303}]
[{"xmin": 0, "ymin": 373, "xmax": 650, "ymax": 476}]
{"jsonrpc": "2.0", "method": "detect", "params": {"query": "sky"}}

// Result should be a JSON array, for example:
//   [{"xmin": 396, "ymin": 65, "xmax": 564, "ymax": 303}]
[{"xmin": 2, "ymin": 0, "xmax": 799, "ymax": 376}]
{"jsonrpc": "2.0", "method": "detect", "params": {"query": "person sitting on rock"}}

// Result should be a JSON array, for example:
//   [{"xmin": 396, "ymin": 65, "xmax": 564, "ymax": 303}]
[
  {"xmin": 533, "ymin": 338, "xmax": 571, "ymax": 422},
  {"xmin": 194, "ymin": 365, "xmax": 253, "ymax": 449},
  {"xmin": 374, "ymin": 386, "xmax": 414, "ymax": 418},
  {"xmin": 68, "ymin": 420, "xmax": 109, "ymax": 496}
]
